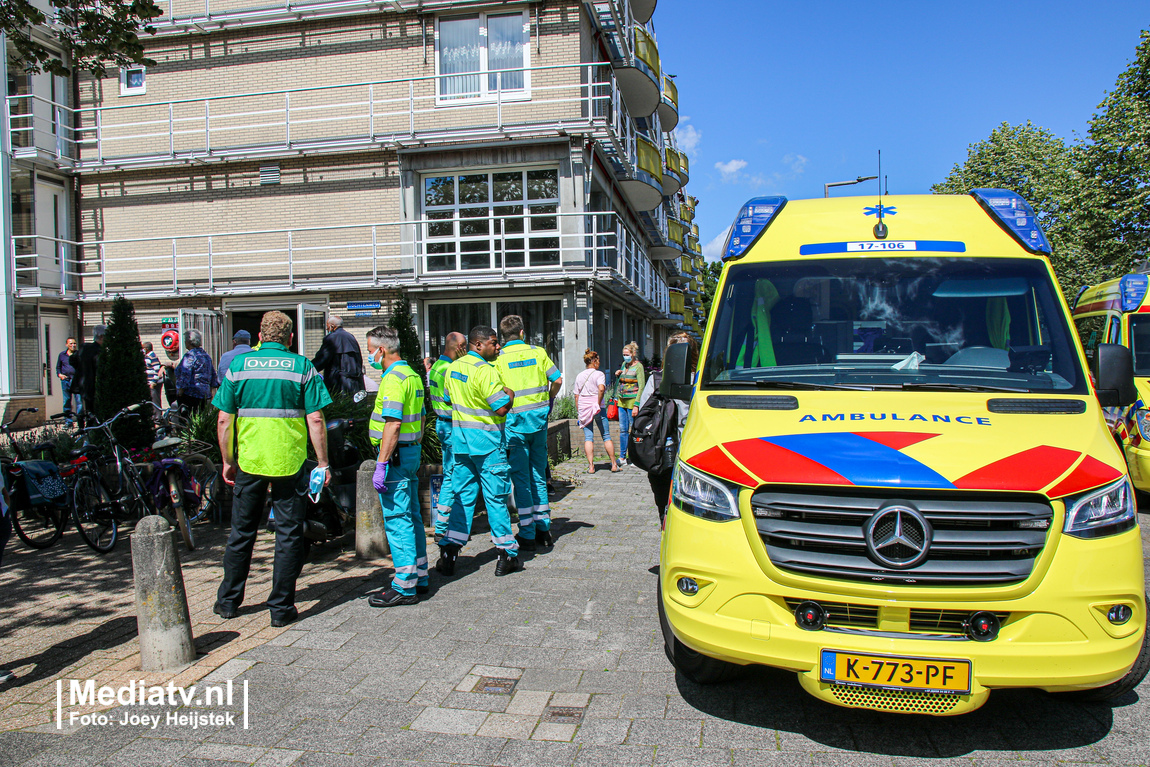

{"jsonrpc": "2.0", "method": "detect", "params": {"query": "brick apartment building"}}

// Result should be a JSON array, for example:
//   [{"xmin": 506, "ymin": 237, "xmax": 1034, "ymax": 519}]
[{"xmin": 1, "ymin": 0, "xmax": 706, "ymax": 420}]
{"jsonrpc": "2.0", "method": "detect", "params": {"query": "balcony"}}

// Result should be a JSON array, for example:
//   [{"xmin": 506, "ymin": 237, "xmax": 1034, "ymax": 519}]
[
  {"xmin": 612, "ymin": 26, "xmax": 661, "ymax": 117},
  {"xmin": 657, "ymin": 74, "xmax": 678, "ymax": 131},
  {"xmin": 668, "ymin": 287, "xmax": 685, "ymax": 320},
  {"xmin": 662, "ymin": 147, "xmax": 682, "ymax": 196},
  {"xmin": 631, "ymin": 0, "xmax": 656, "ymax": 24},
  {"xmin": 620, "ymin": 132, "xmax": 663, "ymax": 211},
  {"xmin": 6, "ymin": 64, "xmax": 631, "ymax": 172},
  {"xmin": 678, "ymin": 151, "xmax": 689, "ymax": 187},
  {"xmin": 10, "ymin": 210, "xmax": 672, "ymax": 316},
  {"xmin": 680, "ymin": 196, "xmax": 695, "ymax": 223}
]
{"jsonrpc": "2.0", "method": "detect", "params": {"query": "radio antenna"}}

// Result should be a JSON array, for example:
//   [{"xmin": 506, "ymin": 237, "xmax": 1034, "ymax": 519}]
[{"xmin": 873, "ymin": 150, "xmax": 888, "ymax": 239}]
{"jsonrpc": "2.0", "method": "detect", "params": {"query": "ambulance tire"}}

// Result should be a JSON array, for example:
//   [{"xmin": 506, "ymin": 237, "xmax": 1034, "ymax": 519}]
[
  {"xmin": 657, "ymin": 580, "xmax": 739, "ymax": 685},
  {"xmin": 1067, "ymin": 596, "xmax": 1150, "ymax": 702}
]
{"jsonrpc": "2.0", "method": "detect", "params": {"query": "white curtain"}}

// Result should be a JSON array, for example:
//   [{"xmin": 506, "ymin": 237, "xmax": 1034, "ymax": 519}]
[
  {"xmin": 487, "ymin": 14, "xmax": 525, "ymax": 92},
  {"xmin": 440, "ymin": 16, "xmax": 481, "ymax": 98}
]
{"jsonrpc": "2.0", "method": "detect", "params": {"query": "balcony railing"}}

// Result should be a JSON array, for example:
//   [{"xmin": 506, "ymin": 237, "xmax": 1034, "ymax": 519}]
[
  {"xmin": 5, "ymin": 63, "xmax": 633, "ymax": 171},
  {"xmin": 10, "ymin": 211, "xmax": 670, "ymax": 313}
]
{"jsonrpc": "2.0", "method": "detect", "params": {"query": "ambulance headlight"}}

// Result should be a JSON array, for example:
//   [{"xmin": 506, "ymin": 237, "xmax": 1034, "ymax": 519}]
[
  {"xmin": 1063, "ymin": 478, "xmax": 1137, "ymax": 539},
  {"xmin": 1136, "ymin": 409, "xmax": 1150, "ymax": 441},
  {"xmin": 672, "ymin": 462, "xmax": 740, "ymax": 522}
]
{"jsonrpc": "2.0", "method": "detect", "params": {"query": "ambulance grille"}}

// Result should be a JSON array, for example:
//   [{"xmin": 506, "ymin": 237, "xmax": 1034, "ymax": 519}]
[
  {"xmin": 752, "ymin": 488, "xmax": 1052, "ymax": 586},
  {"xmin": 908, "ymin": 609, "xmax": 1010, "ymax": 635},
  {"xmin": 783, "ymin": 598, "xmax": 878, "ymax": 628},
  {"xmin": 828, "ymin": 684, "xmax": 962, "ymax": 714}
]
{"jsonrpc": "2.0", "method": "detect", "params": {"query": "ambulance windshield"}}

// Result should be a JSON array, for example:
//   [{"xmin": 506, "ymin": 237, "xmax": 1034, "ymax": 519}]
[{"xmin": 702, "ymin": 257, "xmax": 1088, "ymax": 394}]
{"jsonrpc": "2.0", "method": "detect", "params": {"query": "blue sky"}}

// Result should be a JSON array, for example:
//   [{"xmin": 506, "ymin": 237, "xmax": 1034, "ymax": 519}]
[{"xmin": 653, "ymin": 1, "xmax": 1148, "ymax": 260}]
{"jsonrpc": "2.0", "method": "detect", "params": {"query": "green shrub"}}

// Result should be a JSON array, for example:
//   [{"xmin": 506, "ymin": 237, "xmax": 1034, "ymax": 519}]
[
  {"xmin": 95, "ymin": 296, "xmax": 154, "ymax": 449},
  {"xmin": 549, "ymin": 394, "xmax": 577, "ymax": 421}
]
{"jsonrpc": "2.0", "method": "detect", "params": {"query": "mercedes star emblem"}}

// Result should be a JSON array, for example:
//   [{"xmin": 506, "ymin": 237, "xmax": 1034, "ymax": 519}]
[{"xmin": 863, "ymin": 505, "xmax": 932, "ymax": 569}]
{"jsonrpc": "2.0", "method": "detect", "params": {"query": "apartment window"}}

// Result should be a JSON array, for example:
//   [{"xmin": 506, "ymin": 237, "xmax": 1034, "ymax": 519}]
[
  {"xmin": 437, "ymin": 11, "xmax": 529, "ymax": 101},
  {"xmin": 423, "ymin": 168, "xmax": 560, "ymax": 272},
  {"xmin": 13, "ymin": 303, "xmax": 40, "ymax": 394},
  {"xmin": 120, "ymin": 66, "xmax": 146, "ymax": 96},
  {"xmin": 426, "ymin": 298, "xmax": 562, "ymax": 374}
]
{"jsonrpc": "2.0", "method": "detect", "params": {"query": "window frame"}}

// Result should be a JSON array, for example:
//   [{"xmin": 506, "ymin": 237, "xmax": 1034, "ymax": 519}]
[
  {"xmin": 119, "ymin": 66, "xmax": 146, "ymax": 97},
  {"xmin": 434, "ymin": 9, "xmax": 532, "ymax": 105},
  {"xmin": 420, "ymin": 166, "xmax": 561, "ymax": 273}
]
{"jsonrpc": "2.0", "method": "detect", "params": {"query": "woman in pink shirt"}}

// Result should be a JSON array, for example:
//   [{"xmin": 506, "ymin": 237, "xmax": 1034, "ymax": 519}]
[{"xmin": 573, "ymin": 349, "xmax": 619, "ymax": 474}]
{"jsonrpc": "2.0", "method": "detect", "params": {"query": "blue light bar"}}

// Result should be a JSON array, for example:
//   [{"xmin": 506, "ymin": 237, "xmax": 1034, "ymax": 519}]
[
  {"xmin": 970, "ymin": 189, "xmax": 1052, "ymax": 255},
  {"xmin": 1120, "ymin": 274, "xmax": 1149, "ymax": 312},
  {"xmin": 722, "ymin": 196, "xmax": 788, "ymax": 261}
]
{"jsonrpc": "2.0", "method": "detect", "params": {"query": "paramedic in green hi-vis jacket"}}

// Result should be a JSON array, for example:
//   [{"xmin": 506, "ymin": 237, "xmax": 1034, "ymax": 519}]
[
  {"xmin": 437, "ymin": 325, "xmax": 519, "ymax": 577},
  {"xmin": 428, "ymin": 331, "xmax": 467, "ymax": 540},
  {"xmin": 495, "ymin": 315, "xmax": 562, "ymax": 550},
  {"xmin": 365, "ymin": 326, "xmax": 427, "ymax": 608}
]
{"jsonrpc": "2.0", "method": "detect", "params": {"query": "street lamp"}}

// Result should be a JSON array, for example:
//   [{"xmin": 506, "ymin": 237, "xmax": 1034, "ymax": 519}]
[{"xmin": 824, "ymin": 175, "xmax": 878, "ymax": 198}]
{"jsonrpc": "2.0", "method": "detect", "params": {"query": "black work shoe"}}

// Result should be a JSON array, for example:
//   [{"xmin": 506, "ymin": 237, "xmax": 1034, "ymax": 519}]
[
  {"xmin": 537, "ymin": 529, "xmax": 553, "ymax": 547},
  {"xmin": 213, "ymin": 602, "xmax": 238, "ymax": 620},
  {"xmin": 515, "ymin": 535, "xmax": 537, "ymax": 552},
  {"xmin": 369, "ymin": 588, "xmax": 419, "ymax": 608},
  {"xmin": 494, "ymin": 551, "xmax": 521, "ymax": 576},
  {"xmin": 0, "ymin": 670, "xmax": 15, "ymax": 686},
  {"xmin": 270, "ymin": 609, "xmax": 298, "ymax": 628},
  {"xmin": 416, "ymin": 584, "xmax": 430, "ymax": 595},
  {"xmin": 436, "ymin": 545, "xmax": 459, "ymax": 576}
]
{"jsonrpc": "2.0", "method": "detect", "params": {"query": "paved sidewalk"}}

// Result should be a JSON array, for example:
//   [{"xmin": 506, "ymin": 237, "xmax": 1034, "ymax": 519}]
[{"xmin": 2, "ymin": 459, "xmax": 1150, "ymax": 766}]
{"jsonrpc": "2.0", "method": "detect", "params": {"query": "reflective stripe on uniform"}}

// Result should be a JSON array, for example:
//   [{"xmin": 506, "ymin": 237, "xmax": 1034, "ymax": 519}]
[
  {"xmin": 485, "ymin": 391, "xmax": 506, "ymax": 406},
  {"xmin": 512, "ymin": 385, "xmax": 548, "ymax": 397},
  {"xmin": 237, "ymin": 407, "xmax": 305, "ymax": 418},
  {"xmin": 509, "ymin": 400, "xmax": 549, "ymax": 414},
  {"xmin": 227, "ymin": 369, "xmax": 309, "ymax": 384},
  {"xmin": 454, "ymin": 420, "xmax": 501, "ymax": 431},
  {"xmin": 454, "ymin": 405, "xmax": 494, "ymax": 417}
]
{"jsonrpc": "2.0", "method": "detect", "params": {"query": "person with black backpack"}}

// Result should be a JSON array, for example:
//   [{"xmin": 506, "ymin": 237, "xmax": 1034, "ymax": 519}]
[{"xmin": 631, "ymin": 332, "xmax": 698, "ymax": 523}]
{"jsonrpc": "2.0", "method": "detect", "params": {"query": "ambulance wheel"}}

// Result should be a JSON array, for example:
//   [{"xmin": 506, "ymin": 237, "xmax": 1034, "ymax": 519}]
[
  {"xmin": 1067, "ymin": 600, "xmax": 1150, "ymax": 702},
  {"xmin": 657, "ymin": 580, "xmax": 739, "ymax": 685}
]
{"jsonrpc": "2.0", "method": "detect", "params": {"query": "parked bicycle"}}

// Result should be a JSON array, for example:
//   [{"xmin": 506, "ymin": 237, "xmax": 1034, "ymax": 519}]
[
  {"xmin": 0, "ymin": 408, "xmax": 70, "ymax": 549},
  {"xmin": 67, "ymin": 404, "xmax": 163, "ymax": 553},
  {"xmin": 146, "ymin": 402, "xmax": 221, "ymax": 528}
]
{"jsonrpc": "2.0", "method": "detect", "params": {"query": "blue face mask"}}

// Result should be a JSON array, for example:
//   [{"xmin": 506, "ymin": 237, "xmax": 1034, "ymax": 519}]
[
  {"xmin": 623, "ymin": 355, "xmax": 632, "ymax": 363},
  {"xmin": 369, "ymin": 350, "xmax": 383, "ymax": 370}
]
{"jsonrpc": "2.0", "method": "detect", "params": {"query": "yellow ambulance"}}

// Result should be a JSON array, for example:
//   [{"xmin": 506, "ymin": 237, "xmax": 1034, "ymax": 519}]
[
  {"xmin": 657, "ymin": 191, "xmax": 1147, "ymax": 715},
  {"xmin": 1072, "ymin": 272, "xmax": 1150, "ymax": 494}
]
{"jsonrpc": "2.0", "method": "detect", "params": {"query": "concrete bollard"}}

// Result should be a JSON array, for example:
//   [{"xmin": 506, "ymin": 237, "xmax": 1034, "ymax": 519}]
[
  {"xmin": 131, "ymin": 515, "xmax": 196, "ymax": 672},
  {"xmin": 356, "ymin": 459, "xmax": 389, "ymax": 559}
]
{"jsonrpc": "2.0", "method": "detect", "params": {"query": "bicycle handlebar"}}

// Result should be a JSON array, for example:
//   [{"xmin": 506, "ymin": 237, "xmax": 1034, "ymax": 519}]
[{"xmin": 1, "ymin": 407, "xmax": 39, "ymax": 433}]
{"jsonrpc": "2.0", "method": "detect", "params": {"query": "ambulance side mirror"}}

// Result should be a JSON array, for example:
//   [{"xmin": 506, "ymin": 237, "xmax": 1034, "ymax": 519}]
[
  {"xmin": 1092, "ymin": 343, "xmax": 1137, "ymax": 407},
  {"xmin": 661, "ymin": 343, "xmax": 694, "ymax": 401}
]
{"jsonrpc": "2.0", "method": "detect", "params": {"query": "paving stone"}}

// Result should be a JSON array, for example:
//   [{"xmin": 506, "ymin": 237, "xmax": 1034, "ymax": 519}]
[
  {"xmin": 532, "ymin": 722, "xmax": 578, "ymax": 742},
  {"xmin": 442, "ymin": 691, "xmax": 511, "ymax": 713},
  {"xmin": 652, "ymin": 746, "xmax": 734, "ymax": 767},
  {"xmin": 408, "ymin": 707, "xmax": 489, "ymax": 736},
  {"xmin": 626, "ymin": 718, "xmax": 702, "ymax": 748},
  {"xmin": 495, "ymin": 739, "xmax": 580, "ymax": 767},
  {"xmin": 573, "ymin": 743, "xmax": 658, "ymax": 767},
  {"xmin": 476, "ymin": 713, "xmax": 539, "ymax": 740},
  {"xmin": 550, "ymin": 692, "xmax": 590, "ymax": 708},
  {"xmin": 574, "ymin": 718, "xmax": 631, "ymax": 746},
  {"xmin": 517, "ymin": 668, "xmax": 584, "ymax": 693},
  {"xmin": 417, "ymin": 733, "xmax": 507, "ymax": 764},
  {"xmin": 505, "ymin": 691, "xmax": 552, "ymax": 716}
]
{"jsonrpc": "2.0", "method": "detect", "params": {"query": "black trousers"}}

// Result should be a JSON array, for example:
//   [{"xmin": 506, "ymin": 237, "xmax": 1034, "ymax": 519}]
[
  {"xmin": 216, "ymin": 468, "xmax": 305, "ymax": 620},
  {"xmin": 649, "ymin": 468, "xmax": 674, "ymax": 523}
]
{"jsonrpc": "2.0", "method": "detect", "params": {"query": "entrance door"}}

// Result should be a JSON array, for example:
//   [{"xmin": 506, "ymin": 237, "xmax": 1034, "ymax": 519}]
[
  {"xmin": 179, "ymin": 309, "xmax": 224, "ymax": 368},
  {"xmin": 298, "ymin": 304, "xmax": 327, "ymax": 359},
  {"xmin": 42, "ymin": 312, "xmax": 71, "ymax": 416},
  {"xmin": 34, "ymin": 178, "xmax": 66, "ymax": 292}
]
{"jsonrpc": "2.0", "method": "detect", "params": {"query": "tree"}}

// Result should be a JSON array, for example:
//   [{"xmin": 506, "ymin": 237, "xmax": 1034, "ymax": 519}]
[
  {"xmin": 698, "ymin": 260, "xmax": 722, "ymax": 323},
  {"xmin": 95, "ymin": 295, "xmax": 154, "ymax": 449},
  {"xmin": 389, "ymin": 295, "xmax": 425, "ymax": 387},
  {"xmin": 2, "ymin": 0, "xmax": 161, "ymax": 77},
  {"xmin": 1078, "ymin": 30, "xmax": 1150, "ymax": 275},
  {"xmin": 932, "ymin": 121, "xmax": 1100, "ymax": 292}
]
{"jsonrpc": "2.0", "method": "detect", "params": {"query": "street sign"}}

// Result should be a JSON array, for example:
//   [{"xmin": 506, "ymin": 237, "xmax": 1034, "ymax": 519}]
[{"xmin": 347, "ymin": 301, "xmax": 381, "ymax": 310}]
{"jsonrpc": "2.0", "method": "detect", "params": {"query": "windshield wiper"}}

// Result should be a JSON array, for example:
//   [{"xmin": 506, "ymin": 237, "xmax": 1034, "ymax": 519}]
[
  {"xmin": 707, "ymin": 379, "xmax": 876, "ymax": 391},
  {"xmin": 899, "ymin": 382, "xmax": 1029, "ymax": 393}
]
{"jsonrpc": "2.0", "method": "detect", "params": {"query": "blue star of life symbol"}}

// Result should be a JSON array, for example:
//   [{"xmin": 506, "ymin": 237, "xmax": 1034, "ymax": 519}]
[{"xmin": 864, "ymin": 204, "xmax": 897, "ymax": 217}]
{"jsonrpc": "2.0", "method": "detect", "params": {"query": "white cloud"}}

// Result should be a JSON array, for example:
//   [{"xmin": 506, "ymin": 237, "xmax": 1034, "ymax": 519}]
[
  {"xmin": 783, "ymin": 153, "xmax": 808, "ymax": 175},
  {"xmin": 715, "ymin": 159, "xmax": 748, "ymax": 182},
  {"xmin": 674, "ymin": 119, "xmax": 701, "ymax": 158},
  {"xmin": 702, "ymin": 225, "xmax": 732, "ymax": 262}
]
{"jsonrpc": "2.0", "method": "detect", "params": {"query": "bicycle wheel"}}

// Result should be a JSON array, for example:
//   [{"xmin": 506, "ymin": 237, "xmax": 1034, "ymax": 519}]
[
  {"xmin": 166, "ymin": 470, "xmax": 195, "ymax": 551},
  {"xmin": 10, "ymin": 501, "xmax": 66, "ymax": 549},
  {"xmin": 72, "ymin": 473, "xmax": 119, "ymax": 553},
  {"xmin": 182, "ymin": 454, "xmax": 220, "ymax": 523}
]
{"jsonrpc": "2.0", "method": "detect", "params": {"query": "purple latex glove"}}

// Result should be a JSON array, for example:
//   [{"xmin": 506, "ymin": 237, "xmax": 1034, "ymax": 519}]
[{"xmin": 372, "ymin": 461, "xmax": 389, "ymax": 493}]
